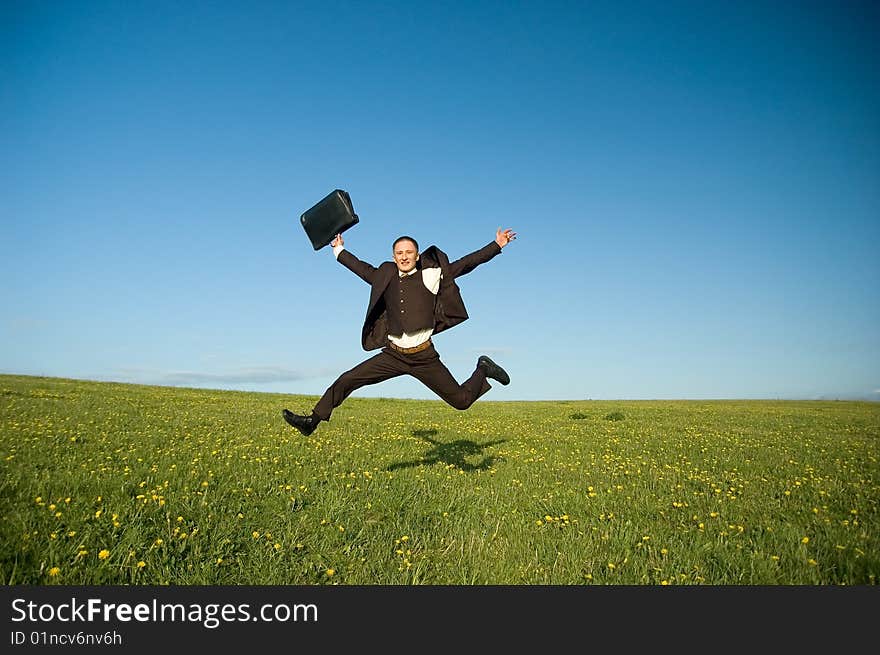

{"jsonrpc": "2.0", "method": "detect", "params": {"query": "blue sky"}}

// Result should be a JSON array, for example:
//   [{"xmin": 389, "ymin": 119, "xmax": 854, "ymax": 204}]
[{"xmin": 2, "ymin": 0, "xmax": 878, "ymax": 401}]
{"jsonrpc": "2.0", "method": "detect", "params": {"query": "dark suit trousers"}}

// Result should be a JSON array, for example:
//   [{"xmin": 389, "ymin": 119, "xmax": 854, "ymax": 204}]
[{"xmin": 312, "ymin": 343, "xmax": 491, "ymax": 421}]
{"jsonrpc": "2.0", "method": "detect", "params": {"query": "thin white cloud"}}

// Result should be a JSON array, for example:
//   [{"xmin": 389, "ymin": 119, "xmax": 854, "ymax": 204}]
[
  {"xmin": 3, "ymin": 317, "xmax": 52, "ymax": 332},
  {"xmin": 160, "ymin": 367, "xmax": 316, "ymax": 385},
  {"xmin": 109, "ymin": 366, "xmax": 334, "ymax": 387},
  {"xmin": 469, "ymin": 347, "xmax": 514, "ymax": 356}
]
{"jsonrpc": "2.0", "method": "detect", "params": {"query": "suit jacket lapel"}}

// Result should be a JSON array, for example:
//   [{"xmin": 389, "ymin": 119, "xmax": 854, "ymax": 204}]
[{"xmin": 362, "ymin": 263, "xmax": 396, "ymax": 350}]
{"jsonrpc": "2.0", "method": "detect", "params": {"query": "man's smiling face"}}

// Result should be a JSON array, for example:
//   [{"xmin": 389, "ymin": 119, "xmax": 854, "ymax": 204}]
[{"xmin": 393, "ymin": 239, "xmax": 419, "ymax": 273}]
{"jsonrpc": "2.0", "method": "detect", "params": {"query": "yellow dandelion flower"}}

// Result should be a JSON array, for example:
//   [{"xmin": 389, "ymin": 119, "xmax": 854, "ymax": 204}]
[
  {"xmin": 154, "ymin": 538, "xmax": 164, "ymax": 546},
  {"xmin": 48, "ymin": 567, "xmax": 61, "ymax": 577},
  {"xmin": 98, "ymin": 549, "xmax": 110, "ymax": 560},
  {"xmin": 660, "ymin": 548, "xmax": 668, "ymax": 556},
  {"xmin": 660, "ymin": 580, "xmax": 669, "ymax": 586},
  {"xmin": 274, "ymin": 543, "xmax": 282, "ymax": 551},
  {"xmin": 801, "ymin": 537, "xmax": 809, "ymax": 544},
  {"xmin": 136, "ymin": 561, "xmax": 146, "ymax": 569},
  {"xmin": 608, "ymin": 562, "xmax": 616, "ymax": 570},
  {"xmin": 808, "ymin": 559, "xmax": 818, "ymax": 566},
  {"xmin": 252, "ymin": 531, "xmax": 260, "ymax": 539},
  {"xmin": 326, "ymin": 568, "xmax": 335, "ymax": 577}
]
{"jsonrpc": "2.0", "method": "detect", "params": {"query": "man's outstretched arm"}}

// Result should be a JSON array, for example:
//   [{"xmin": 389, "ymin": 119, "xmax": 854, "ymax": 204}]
[
  {"xmin": 332, "ymin": 233, "xmax": 377, "ymax": 285},
  {"xmin": 447, "ymin": 227, "xmax": 517, "ymax": 278}
]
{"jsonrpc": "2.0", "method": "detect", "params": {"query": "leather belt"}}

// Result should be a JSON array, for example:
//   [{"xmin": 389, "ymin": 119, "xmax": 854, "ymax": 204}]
[{"xmin": 388, "ymin": 339, "xmax": 432, "ymax": 354}]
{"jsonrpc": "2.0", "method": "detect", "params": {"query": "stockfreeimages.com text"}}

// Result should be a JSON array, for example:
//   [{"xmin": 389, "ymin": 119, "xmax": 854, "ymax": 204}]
[{"xmin": 11, "ymin": 597, "xmax": 317, "ymax": 630}]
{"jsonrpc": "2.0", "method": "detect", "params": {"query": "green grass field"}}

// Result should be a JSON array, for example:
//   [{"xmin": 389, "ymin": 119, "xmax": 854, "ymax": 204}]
[{"xmin": 2, "ymin": 374, "xmax": 878, "ymax": 585}]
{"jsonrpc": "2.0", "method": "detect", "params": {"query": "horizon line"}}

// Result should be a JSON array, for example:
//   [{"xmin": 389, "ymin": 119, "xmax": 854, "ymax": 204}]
[{"xmin": 2, "ymin": 372, "xmax": 878, "ymax": 403}]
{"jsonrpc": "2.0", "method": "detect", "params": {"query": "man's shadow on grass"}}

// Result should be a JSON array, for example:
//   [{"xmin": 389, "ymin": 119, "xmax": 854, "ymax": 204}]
[{"xmin": 385, "ymin": 428, "xmax": 506, "ymax": 472}]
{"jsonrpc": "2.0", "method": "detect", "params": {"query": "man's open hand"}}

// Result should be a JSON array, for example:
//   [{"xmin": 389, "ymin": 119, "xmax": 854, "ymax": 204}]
[{"xmin": 495, "ymin": 227, "xmax": 517, "ymax": 248}]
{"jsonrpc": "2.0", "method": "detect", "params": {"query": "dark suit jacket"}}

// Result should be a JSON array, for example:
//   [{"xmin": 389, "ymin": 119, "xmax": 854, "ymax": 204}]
[{"xmin": 337, "ymin": 241, "xmax": 502, "ymax": 350}]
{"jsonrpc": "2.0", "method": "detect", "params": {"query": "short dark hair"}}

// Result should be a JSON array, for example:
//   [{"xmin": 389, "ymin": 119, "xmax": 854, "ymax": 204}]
[{"xmin": 392, "ymin": 236, "xmax": 419, "ymax": 252}]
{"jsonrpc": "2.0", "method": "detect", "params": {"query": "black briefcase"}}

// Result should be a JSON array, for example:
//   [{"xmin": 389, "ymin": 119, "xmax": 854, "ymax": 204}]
[{"xmin": 300, "ymin": 189, "xmax": 359, "ymax": 250}]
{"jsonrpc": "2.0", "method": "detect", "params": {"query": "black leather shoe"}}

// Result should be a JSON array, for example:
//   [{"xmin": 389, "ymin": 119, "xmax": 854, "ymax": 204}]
[
  {"xmin": 282, "ymin": 409, "xmax": 318, "ymax": 436},
  {"xmin": 477, "ymin": 355, "xmax": 510, "ymax": 385}
]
